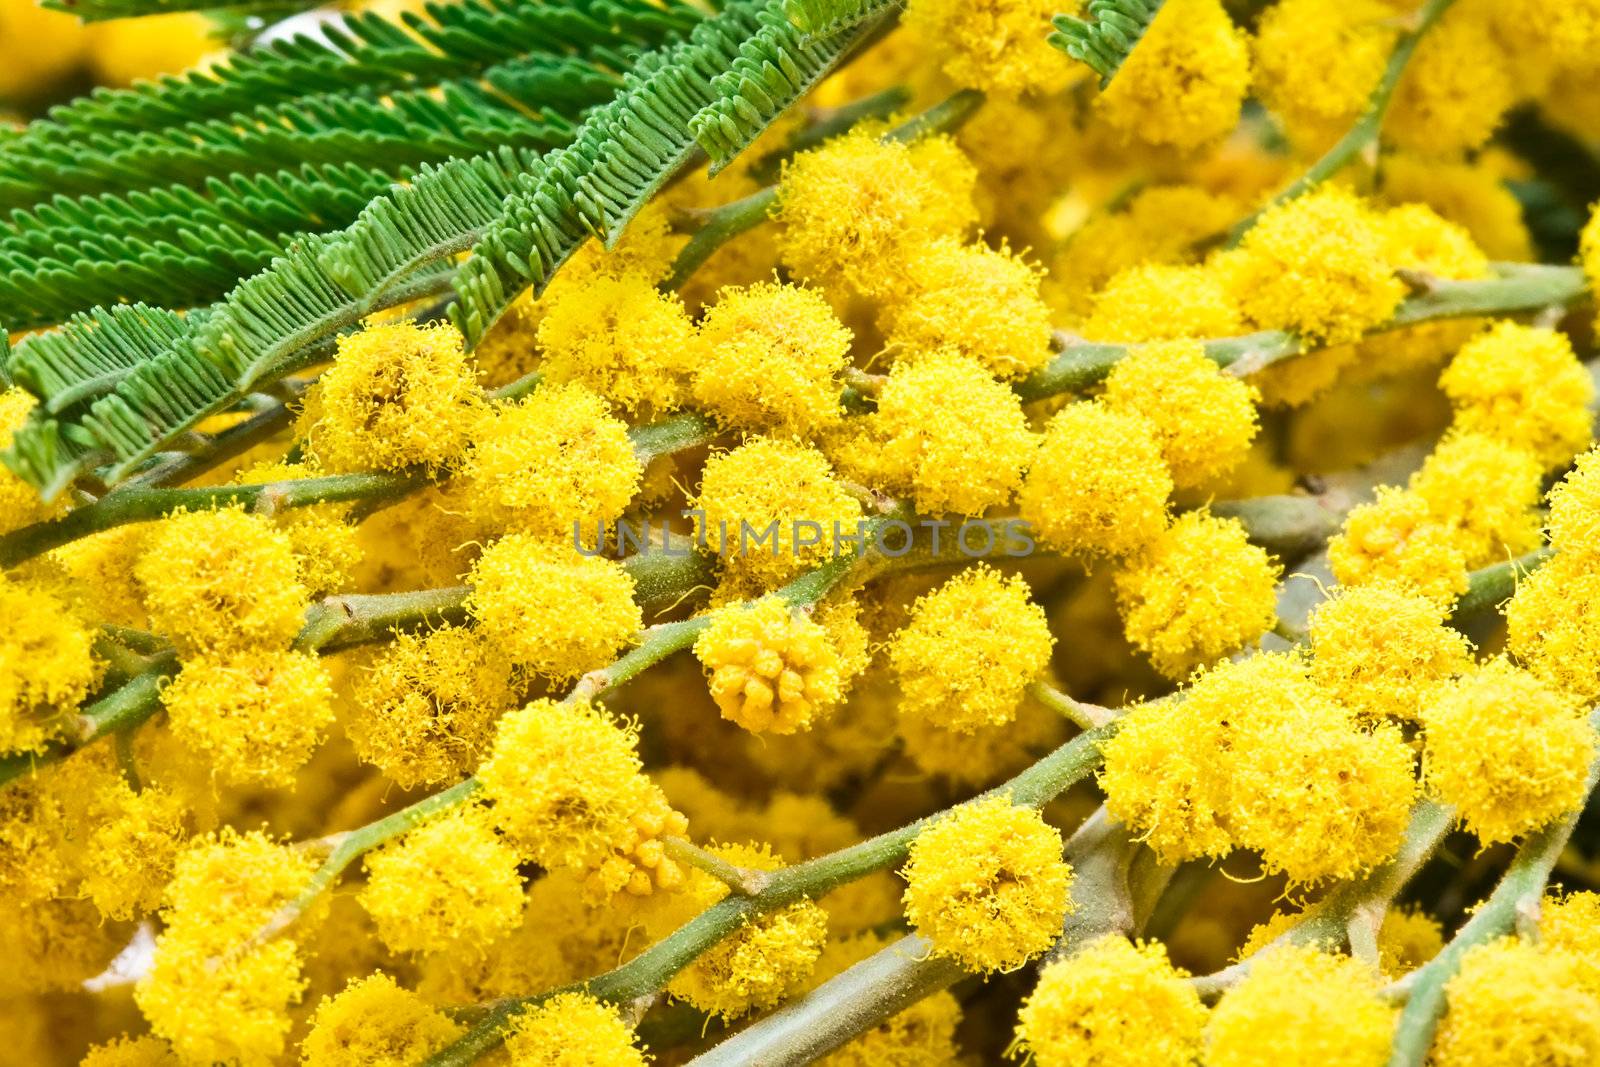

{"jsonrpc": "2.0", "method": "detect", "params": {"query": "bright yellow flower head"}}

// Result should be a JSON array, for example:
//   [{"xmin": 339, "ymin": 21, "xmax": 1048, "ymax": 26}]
[
  {"xmin": 693, "ymin": 281, "xmax": 852, "ymax": 436},
  {"xmin": 1205, "ymin": 945, "xmax": 1395, "ymax": 1067},
  {"xmin": 888, "ymin": 565, "xmax": 1054, "ymax": 734},
  {"xmin": 0, "ymin": 577, "xmax": 101, "ymax": 755},
  {"xmin": 1101, "ymin": 340, "xmax": 1260, "ymax": 488},
  {"xmin": 1082, "ymin": 263, "xmax": 1245, "ymax": 343},
  {"xmin": 1253, "ymin": 0, "xmax": 1397, "ymax": 150},
  {"xmin": 1308, "ymin": 585, "xmax": 1472, "ymax": 723},
  {"xmin": 535, "ymin": 270, "xmax": 694, "ymax": 414},
  {"xmin": 1018, "ymin": 401, "xmax": 1173, "ymax": 560},
  {"xmin": 1380, "ymin": 203, "xmax": 1490, "ymax": 281},
  {"xmin": 137, "ymin": 937, "xmax": 306, "ymax": 1067},
  {"xmin": 1094, "ymin": 0, "xmax": 1250, "ymax": 150},
  {"xmin": 1017, "ymin": 935, "xmax": 1205, "ymax": 1067},
  {"xmin": 501, "ymin": 992, "xmax": 649, "ymax": 1066},
  {"xmin": 1113, "ymin": 510, "xmax": 1280, "ymax": 680},
  {"xmin": 1388, "ymin": 2, "xmax": 1516, "ymax": 157},
  {"xmin": 307, "ymin": 321, "xmax": 483, "ymax": 473},
  {"xmin": 1382, "ymin": 154, "xmax": 1533, "ymax": 261},
  {"xmin": 901, "ymin": 794, "xmax": 1072, "ymax": 973},
  {"xmin": 1407, "ymin": 432, "xmax": 1544, "ymax": 568},
  {"xmin": 1326, "ymin": 486, "xmax": 1470, "ymax": 607},
  {"xmin": 1431, "ymin": 938, "xmax": 1600, "ymax": 1067},
  {"xmin": 78, "ymin": 781, "xmax": 188, "ymax": 922},
  {"xmin": 462, "ymin": 383, "xmax": 641, "ymax": 539},
  {"xmin": 466, "ymin": 534, "xmax": 640, "ymax": 681},
  {"xmin": 903, "ymin": 0, "xmax": 1074, "ymax": 96},
  {"xmin": 869, "ymin": 348, "xmax": 1038, "ymax": 516},
  {"xmin": 694, "ymin": 596, "xmax": 847, "ymax": 734},
  {"xmin": 1423, "ymin": 657, "xmax": 1596, "ymax": 845},
  {"xmin": 0, "ymin": 387, "xmax": 54, "ymax": 535},
  {"xmin": 301, "ymin": 973, "xmax": 463, "ymax": 1067},
  {"xmin": 1440, "ymin": 321, "xmax": 1594, "ymax": 470},
  {"xmin": 1550, "ymin": 447, "xmax": 1600, "ymax": 555},
  {"xmin": 233, "ymin": 458, "xmax": 363, "ymax": 597},
  {"xmin": 80, "ymin": 1036, "xmax": 181, "ymax": 1067},
  {"xmin": 1540, "ymin": 891, "xmax": 1600, "ymax": 1000},
  {"xmin": 1507, "ymin": 551, "xmax": 1600, "ymax": 703},
  {"xmin": 1228, "ymin": 187, "xmax": 1405, "ymax": 344}
]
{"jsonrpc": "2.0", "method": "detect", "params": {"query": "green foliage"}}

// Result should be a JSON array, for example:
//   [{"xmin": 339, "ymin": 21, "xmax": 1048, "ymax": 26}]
[
  {"xmin": 1050, "ymin": 0, "xmax": 1165, "ymax": 84},
  {"xmin": 40, "ymin": 0, "xmax": 318, "ymax": 22}
]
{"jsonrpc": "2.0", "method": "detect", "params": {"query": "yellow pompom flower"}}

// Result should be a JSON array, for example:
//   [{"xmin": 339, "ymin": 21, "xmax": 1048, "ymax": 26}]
[
  {"xmin": 1094, "ymin": 0, "xmax": 1251, "ymax": 151},
  {"xmin": 1227, "ymin": 187, "xmax": 1405, "ymax": 344},
  {"xmin": 1407, "ymin": 432, "xmax": 1543, "ymax": 568},
  {"xmin": 888, "ymin": 566, "xmax": 1054, "ymax": 734},
  {"xmin": 535, "ymin": 271, "xmax": 693, "ymax": 414},
  {"xmin": 360, "ymin": 806, "xmax": 524, "ymax": 956},
  {"xmin": 1113, "ymin": 510, "xmax": 1280, "ymax": 680},
  {"xmin": 693, "ymin": 281, "xmax": 852, "ymax": 436},
  {"xmin": 1422, "ymin": 658, "xmax": 1596, "ymax": 845},
  {"xmin": 232, "ymin": 458, "xmax": 363, "ymax": 596},
  {"xmin": 871, "ymin": 349, "xmax": 1037, "ymax": 515},
  {"xmin": 1439, "ymin": 321, "xmax": 1594, "ymax": 470},
  {"xmin": 1326, "ymin": 486, "xmax": 1470, "ymax": 607},
  {"xmin": 1545, "ymin": 444, "xmax": 1600, "ymax": 555},
  {"xmin": 1388, "ymin": 2, "xmax": 1516, "ymax": 157},
  {"xmin": 347, "ymin": 625, "xmax": 517, "ymax": 789},
  {"xmin": 0, "ymin": 577, "xmax": 102, "ymax": 755},
  {"xmin": 462, "ymin": 383, "xmax": 641, "ymax": 539},
  {"xmin": 1252, "ymin": 0, "xmax": 1397, "ymax": 149},
  {"xmin": 1431, "ymin": 938, "xmax": 1600, "ymax": 1067},
  {"xmin": 776, "ymin": 130, "xmax": 978, "ymax": 298},
  {"xmin": 1380, "ymin": 203, "xmax": 1491, "ymax": 281},
  {"xmin": 1382, "ymin": 154, "xmax": 1533, "ymax": 262},
  {"xmin": 160, "ymin": 648, "xmax": 335, "ymax": 788},
  {"xmin": 694, "ymin": 596, "xmax": 847, "ymax": 734},
  {"xmin": 1204, "ymin": 946, "xmax": 1395, "ymax": 1067},
  {"xmin": 1081, "ymin": 263, "xmax": 1245, "ymax": 343},
  {"xmin": 902, "ymin": 0, "xmax": 1072, "ymax": 96},
  {"xmin": 1540, "ymin": 892, "xmax": 1600, "ymax": 999},
  {"xmin": 160, "ymin": 828, "xmax": 318, "ymax": 947},
  {"xmin": 502, "ymin": 992, "xmax": 648, "ymax": 1066},
  {"xmin": 1497, "ymin": 0, "xmax": 1600, "ymax": 64},
  {"xmin": 0, "ymin": 387, "xmax": 54, "ymax": 534},
  {"xmin": 307, "ymin": 321, "xmax": 482, "ymax": 472},
  {"xmin": 1017, "ymin": 935, "xmax": 1205, "ymax": 1067},
  {"xmin": 1376, "ymin": 907, "xmax": 1446, "ymax": 978},
  {"xmin": 302, "ymin": 973, "xmax": 463, "ymax": 1067},
  {"xmin": 693, "ymin": 437, "xmax": 863, "ymax": 588},
  {"xmin": 78, "ymin": 783, "xmax": 189, "ymax": 921},
  {"xmin": 1507, "ymin": 552, "xmax": 1600, "ymax": 702},
  {"xmin": 80, "ymin": 1036, "xmax": 180, "ymax": 1067},
  {"xmin": 1099, "ymin": 694, "xmax": 1234, "ymax": 863},
  {"xmin": 1101, "ymin": 340, "xmax": 1260, "ymax": 488},
  {"xmin": 645, "ymin": 841, "xmax": 828, "ymax": 1018},
  {"xmin": 137, "ymin": 937, "xmax": 306, "ymax": 1067},
  {"xmin": 479, "ymin": 698, "xmax": 656, "ymax": 869},
  {"xmin": 1308, "ymin": 585, "xmax": 1472, "ymax": 723},
  {"xmin": 879, "ymin": 237, "xmax": 1052, "ymax": 379},
  {"xmin": 466, "ymin": 534, "xmax": 641, "ymax": 680},
  {"xmin": 1018, "ymin": 401, "xmax": 1173, "ymax": 560},
  {"xmin": 901, "ymin": 795, "xmax": 1072, "ymax": 973}
]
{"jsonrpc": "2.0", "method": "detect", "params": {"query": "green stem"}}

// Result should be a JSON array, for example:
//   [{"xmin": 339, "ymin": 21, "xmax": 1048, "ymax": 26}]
[
  {"xmin": 293, "ymin": 585, "xmax": 472, "ymax": 654},
  {"xmin": 1225, "ymin": 0, "xmax": 1459, "ymax": 243},
  {"xmin": 1384, "ymin": 711, "xmax": 1600, "ymax": 1067}
]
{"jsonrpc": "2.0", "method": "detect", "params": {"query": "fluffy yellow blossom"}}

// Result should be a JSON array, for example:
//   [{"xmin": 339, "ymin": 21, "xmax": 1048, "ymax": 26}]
[
  {"xmin": 898, "ymin": 692, "xmax": 1068, "ymax": 788},
  {"xmin": 1540, "ymin": 892, "xmax": 1600, "ymax": 999},
  {"xmin": 479, "ymin": 698, "xmax": 655, "ymax": 869},
  {"xmin": 879, "ymin": 237, "xmax": 1052, "ymax": 379},
  {"xmin": 535, "ymin": 271, "xmax": 693, "ymax": 414},
  {"xmin": 307, "ymin": 321, "xmax": 482, "ymax": 472},
  {"xmin": 233, "ymin": 459, "xmax": 362, "ymax": 596},
  {"xmin": 902, "ymin": 795, "xmax": 1072, "ymax": 973},
  {"xmin": 1380, "ymin": 203, "xmax": 1491, "ymax": 281},
  {"xmin": 49, "ymin": 522, "xmax": 151, "ymax": 628},
  {"xmin": 137, "ymin": 938, "xmax": 306, "ymax": 1067},
  {"xmin": 80, "ymin": 1036, "xmax": 181, "ymax": 1067},
  {"xmin": 78, "ymin": 782, "xmax": 189, "ymax": 921},
  {"xmin": 1548, "ymin": 446, "xmax": 1600, "ymax": 555},
  {"xmin": 647, "ymin": 842, "xmax": 828, "ymax": 1018},
  {"xmin": 1253, "ymin": 0, "xmax": 1397, "ymax": 149},
  {"xmin": 1309, "ymin": 585, "xmax": 1472, "ymax": 723},
  {"xmin": 693, "ymin": 437, "xmax": 863, "ymax": 588},
  {"xmin": 1094, "ymin": 0, "xmax": 1251, "ymax": 150},
  {"xmin": 1423, "ymin": 658, "xmax": 1596, "ymax": 845},
  {"xmin": 360, "ymin": 806, "xmax": 524, "ymax": 956},
  {"xmin": 1227, "ymin": 187, "xmax": 1405, "ymax": 344},
  {"xmin": 888, "ymin": 566, "xmax": 1053, "ymax": 733},
  {"xmin": 135, "ymin": 506, "xmax": 309, "ymax": 655},
  {"xmin": 0, "ymin": 577, "xmax": 101, "ymax": 754},
  {"xmin": 301, "ymin": 973, "xmax": 463, "ymax": 1067},
  {"xmin": 1432, "ymin": 938, "xmax": 1600, "ymax": 1067},
  {"xmin": 1376, "ymin": 907, "xmax": 1446, "ymax": 978},
  {"xmin": 1439, "ymin": 322, "xmax": 1594, "ymax": 470},
  {"xmin": 869, "ymin": 349, "xmax": 1037, "ymax": 515},
  {"xmin": 1082, "ymin": 263, "xmax": 1245, "ymax": 343},
  {"xmin": 1017, "ymin": 936, "xmax": 1204, "ymax": 1067},
  {"xmin": 1388, "ymin": 2, "xmax": 1516, "ymax": 157},
  {"xmin": 0, "ymin": 894, "xmax": 124, "ymax": 995},
  {"xmin": 1018, "ymin": 401, "xmax": 1173, "ymax": 559},
  {"xmin": 160, "ymin": 648, "xmax": 335, "ymax": 787},
  {"xmin": 502, "ymin": 992, "xmax": 648, "ymax": 1066},
  {"xmin": 1382, "ymin": 154, "xmax": 1533, "ymax": 261},
  {"xmin": 1205, "ymin": 946, "xmax": 1395, "ymax": 1067},
  {"xmin": 347, "ymin": 625, "xmax": 516, "ymax": 789},
  {"xmin": 776, "ymin": 130, "xmax": 978, "ymax": 298},
  {"xmin": 1506, "ymin": 551, "xmax": 1600, "ymax": 701},
  {"xmin": 462, "ymin": 383, "xmax": 641, "ymax": 538},
  {"xmin": 903, "ymin": 0, "xmax": 1072, "ymax": 96},
  {"xmin": 694, "ymin": 596, "xmax": 846, "ymax": 734},
  {"xmin": 1113, "ymin": 510, "xmax": 1280, "ymax": 680},
  {"xmin": 1101, "ymin": 340, "xmax": 1259, "ymax": 488},
  {"xmin": 1327, "ymin": 487, "xmax": 1470, "ymax": 606},
  {"xmin": 1497, "ymin": 0, "xmax": 1600, "ymax": 65},
  {"xmin": 0, "ymin": 387, "xmax": 53, "ymax": 534},
  {"xmin": 693, "ymin": 281, "xmax": 852, "ymax": 436},
  {"xmin": 466, "ymin": 535, "xmax": 641, "ymax": 680},
  {"xmin": 1408, "ymin": 432, "xmax": 1543, "ymax": 567}
]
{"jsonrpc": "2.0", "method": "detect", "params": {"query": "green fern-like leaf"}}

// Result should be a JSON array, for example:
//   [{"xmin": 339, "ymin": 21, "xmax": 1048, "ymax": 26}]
[
  {"xmin": 41, "ymin": 0, "xmax": 319, "ymax": 22},
  {"xmin": 1049, "ymin": 0, "xmax": 1165, "ymax": 84}
]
